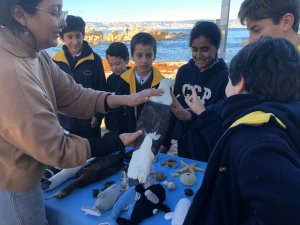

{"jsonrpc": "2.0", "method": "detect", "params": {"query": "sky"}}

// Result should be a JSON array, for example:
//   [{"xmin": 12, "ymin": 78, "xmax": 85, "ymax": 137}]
[{"xmin": 62, "ymin": 0, "xmax": 244, "ymax": 22}]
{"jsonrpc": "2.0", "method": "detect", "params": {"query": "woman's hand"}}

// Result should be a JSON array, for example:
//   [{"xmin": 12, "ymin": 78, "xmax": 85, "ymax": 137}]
[
  {"xmin": 119, "ymin": 130, "xmax": 143, "ymax": 146},
  {"xmin": 107, "ymin": 88, "xmax": 164, "ymax": 108},
  {"xmin": 185, "ymin": 87, "xmax": 205, "ymax": 115},
  {"xmin": 171, "ymin": 93, "xmax": 192, "ymax": 121},
  {"xmin": 126, "ymin": 88, "xmax": 164, "ymax": 106}
]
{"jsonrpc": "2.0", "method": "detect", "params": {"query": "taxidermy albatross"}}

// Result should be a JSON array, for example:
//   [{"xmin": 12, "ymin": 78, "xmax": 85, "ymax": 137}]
[{"xmin": 127, "ymin": 78, "xmax": 174, "ymax": 183}]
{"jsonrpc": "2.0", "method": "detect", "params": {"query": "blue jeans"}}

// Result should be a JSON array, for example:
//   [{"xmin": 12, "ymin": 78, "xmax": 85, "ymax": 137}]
[{"xmin": 0, "ymin": 185, "xmax": 48, "ymax": 225}]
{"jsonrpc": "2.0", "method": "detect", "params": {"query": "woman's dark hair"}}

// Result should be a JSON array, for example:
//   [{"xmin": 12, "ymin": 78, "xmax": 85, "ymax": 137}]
[
  {"xmin": 229, "ymin": 37, "xmax": 300, "ymax": 102},
  {"xmin": 189, "ymin": 21, "xmax": 221, "ymax": 50},
  {"xmin": 239, "ymin": 0, "xmax": 299, "ymax": 33},
  {"xmin": 0, "ymin": 0, "xmax": 42, "ymax": 34},
  {"xmin": 106, "ymin": 42, "xmax": 129, "ymax": 61}
]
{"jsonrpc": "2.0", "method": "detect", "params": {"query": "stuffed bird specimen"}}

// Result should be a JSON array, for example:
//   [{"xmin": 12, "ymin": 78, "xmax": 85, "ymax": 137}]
[
  {"xmin": 127, "ymin": 78, "xmax": 174, "ymax": 183},
  {"xmin": 46, "ymin": 151, "xmax": 124, "ymax": 199},
  {"xmin": 42, "ymin": 157, "xmax": 95, "ymax": 191}
]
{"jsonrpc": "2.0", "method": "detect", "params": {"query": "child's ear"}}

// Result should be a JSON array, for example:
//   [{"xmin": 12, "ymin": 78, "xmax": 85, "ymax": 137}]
[
  {"xmin": 281, "ymin": 13, "xmax": 294, "ymax": 31},
  {"xmin": 237, "ymin": 76, "xmax": 246, "ymax": 94}
]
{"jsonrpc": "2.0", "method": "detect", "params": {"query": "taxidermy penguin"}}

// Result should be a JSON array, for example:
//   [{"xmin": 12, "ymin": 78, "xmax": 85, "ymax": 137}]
[
  {"xmin": 46, "ymin": 151, "xmax": 124, "ymax": 199},
  {"xmin": 42, "ymin": 157, "xmax": 95, "ymax": 191}
]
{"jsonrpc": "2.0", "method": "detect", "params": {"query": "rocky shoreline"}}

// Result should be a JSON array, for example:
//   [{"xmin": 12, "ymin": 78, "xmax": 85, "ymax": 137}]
[{"xmin": 85, "ymin": 27, "xmax": 187, "ymax": 45}]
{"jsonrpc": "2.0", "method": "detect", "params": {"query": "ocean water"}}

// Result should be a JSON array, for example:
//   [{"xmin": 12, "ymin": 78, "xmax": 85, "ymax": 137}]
[{"xmin": 46, "ymin": 28, "xmax": 248, "ymax": 63}]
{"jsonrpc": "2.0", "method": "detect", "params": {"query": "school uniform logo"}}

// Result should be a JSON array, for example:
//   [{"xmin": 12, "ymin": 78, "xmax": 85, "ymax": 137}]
[
  {"xmin": 181, "ymin": 84, "xmax": 212, "ymax": 104},
  {"xmin": 82, "ymin": 70, "xmax": 93, "ymax": 76},
  {"xmin": 219, "ymin": 166, "xmax": 227, "ymax": 172}
]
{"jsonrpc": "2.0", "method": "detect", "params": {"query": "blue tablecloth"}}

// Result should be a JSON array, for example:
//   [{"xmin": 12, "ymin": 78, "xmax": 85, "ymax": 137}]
[{"xmin": 44, "ymin": 153, "xmax": 206, "ymax": 225}]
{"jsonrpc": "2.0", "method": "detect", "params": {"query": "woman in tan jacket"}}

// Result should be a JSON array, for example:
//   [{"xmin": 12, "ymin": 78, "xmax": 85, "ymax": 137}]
[{"xmin": 0, "ymin": 0, "xmax": 162, "ymax": 224}]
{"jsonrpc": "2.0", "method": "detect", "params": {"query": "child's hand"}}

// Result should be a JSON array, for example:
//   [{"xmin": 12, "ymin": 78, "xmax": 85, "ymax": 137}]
[
  {"xmin": 171, "ymin": 93, "xmax": 192, "ymax": 121},
  {"xmin": 185, "ymin": 87, "xmax": 205, "ymax": 115},
  {"xmin": 90, "ymin": 116, "xmax": 98, "ymax": 128},
  {"xmin": 159, "ymin": 145, "xmax": 168, "ymax": 153}
]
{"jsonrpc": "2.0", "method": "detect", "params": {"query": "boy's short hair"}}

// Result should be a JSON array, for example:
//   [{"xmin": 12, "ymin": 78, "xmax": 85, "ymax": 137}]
[
  {"xmin": 189, "ymin": 21, "xmax": 221, "ymax": 50},
  {"xmin": 60, "ymin": 15, "xmax": 86, "ymax": 37},
  {"xmin": 106, "ymin": 42, "xmax": 129, "ymax": 61},
  {"xmin": 239, "ymin": 0, "xmax": 299, "ymax": 32},
  {"xmin": 130, "ymin": 32, "xmax": 157, "ymax": 57},
  {"xmin": 229, "ymin": 37, "xmax": 300, "ymax": 102}
]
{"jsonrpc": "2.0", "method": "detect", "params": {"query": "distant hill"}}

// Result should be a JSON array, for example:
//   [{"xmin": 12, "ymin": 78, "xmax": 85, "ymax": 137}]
[{"xmin": 86, "ymin": 19, "xmax": 244, "ymax": 31}]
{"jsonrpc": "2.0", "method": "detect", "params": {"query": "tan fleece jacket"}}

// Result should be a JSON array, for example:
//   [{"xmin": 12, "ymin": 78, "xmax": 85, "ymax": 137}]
[{"xmin": 0, "ymin": 27, "xmax": 109, "ymax": 192}]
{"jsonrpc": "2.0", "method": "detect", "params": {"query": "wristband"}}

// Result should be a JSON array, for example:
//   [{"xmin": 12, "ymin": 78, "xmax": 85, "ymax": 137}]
[{"xmin": 104, "ymin": 93, "xmax": 112, "ymax": 112}]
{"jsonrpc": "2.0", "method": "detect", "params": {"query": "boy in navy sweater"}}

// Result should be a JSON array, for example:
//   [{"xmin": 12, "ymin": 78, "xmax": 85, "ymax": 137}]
[
  {"xmin": 106, "ymin": 42, "xmax": 130, "ymax": 94},
  {"xmin": 111, "ymin": 32, "xmax": 164, "ymax": 133},
  {"xmin": 105, "ymin": 42, "xmax": 129, "ymax": 134},
  {"xmin": 184, "ymin": 37, "xmax": 300, "ymax": 225},
  {"xmin": 53, "ymin": 15, "xmax": 106, "ymax": 138}
]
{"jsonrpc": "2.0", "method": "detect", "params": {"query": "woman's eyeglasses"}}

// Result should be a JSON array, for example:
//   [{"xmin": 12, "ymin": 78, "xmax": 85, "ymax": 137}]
[{"xmin": 31, "ymin": 6, "xmax": 68, "ymax": 25}]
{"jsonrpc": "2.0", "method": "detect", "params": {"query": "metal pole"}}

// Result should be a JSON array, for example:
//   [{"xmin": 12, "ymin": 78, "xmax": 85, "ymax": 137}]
[{"xmin": 218, "ymin": 0, "xmax": 231, "ymax": 60}]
